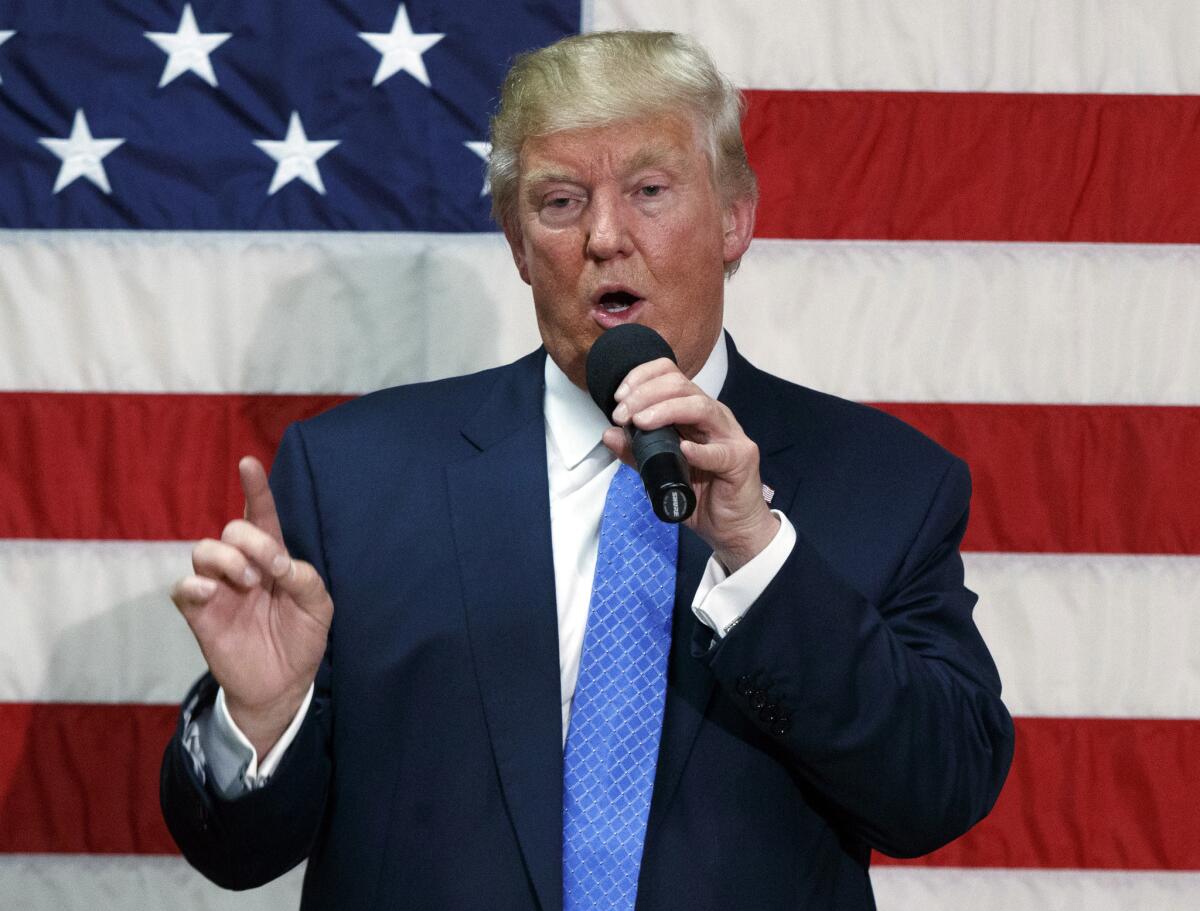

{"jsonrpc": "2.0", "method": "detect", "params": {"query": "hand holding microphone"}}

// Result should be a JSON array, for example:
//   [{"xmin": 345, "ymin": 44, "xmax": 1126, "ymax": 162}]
[
  {"xmin": 587, "ymin": 324, "xmax": 696, "ymax": 523},
  {"xmin": 586, "ymin": 325, "xmax": 780, "ymax": 571}
]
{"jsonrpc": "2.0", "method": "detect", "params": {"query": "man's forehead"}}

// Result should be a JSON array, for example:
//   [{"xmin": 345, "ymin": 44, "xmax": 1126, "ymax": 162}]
[{"xmin": 518, "ymin": 118, "xmax": 702, "ymax": 184}]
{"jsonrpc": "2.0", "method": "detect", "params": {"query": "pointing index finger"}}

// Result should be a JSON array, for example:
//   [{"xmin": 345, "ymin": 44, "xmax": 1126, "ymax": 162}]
[{"xmin": 239, "ymin": 456, "xmax": 284, "ymax": 544}]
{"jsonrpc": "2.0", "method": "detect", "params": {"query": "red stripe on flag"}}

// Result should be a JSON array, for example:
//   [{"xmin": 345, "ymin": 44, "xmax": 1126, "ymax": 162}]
[
  {"xmin": 4, "ymin": 394, "xmax": 1197, "ymax": 553},
  {"xmin": 872, "ymin": 402, "xmax": 1200, "ymax": 555},
  {"xmin": 0, "ymin": 703, "xmax": 177, "ymax": 854},
  {"xmin": 0, "ymin": 392, "xmax": 347, "ymax": 541},
  {"xmin": 744, "ymin": 91, "xmax": 1200, "ymax": 242},
  {"xmin": 877, "ymin": 716, "xmax": 1200, "ymax": 870},
  {"xmin": 1, "ymin": 706, "xmax": 1197, "ymax": 866}
]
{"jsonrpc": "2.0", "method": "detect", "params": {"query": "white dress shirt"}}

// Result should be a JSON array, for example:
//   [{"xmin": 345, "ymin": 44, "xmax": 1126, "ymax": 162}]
[{"xmin": 195, "ymin": 334, "xmax": 797, "ymax": 797}]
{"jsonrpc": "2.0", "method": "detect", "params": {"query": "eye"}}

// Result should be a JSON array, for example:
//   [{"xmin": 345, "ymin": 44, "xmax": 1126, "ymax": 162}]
[
  {"xmin": 541, "ymin": 193, "xmax": 579, "ymax": 213},
  {"xmin": 639, "ymin": 184, "xmax": 664, "ymax": 197},
  {"xmin": 537, "ymin": 192, "xmax": 583, "ymax": 225}
]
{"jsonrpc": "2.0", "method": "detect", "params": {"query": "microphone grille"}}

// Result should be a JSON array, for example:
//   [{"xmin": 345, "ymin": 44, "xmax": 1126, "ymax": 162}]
[{"xmin": 585, "ymin": 324, "xmax": 676, "ymax": 420}]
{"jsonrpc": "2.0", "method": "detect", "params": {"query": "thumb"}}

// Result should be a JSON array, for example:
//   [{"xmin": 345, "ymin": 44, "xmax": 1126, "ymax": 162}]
[{"xmin": 602, "ymin": 427, "xmax": 637, "ymax": 469}]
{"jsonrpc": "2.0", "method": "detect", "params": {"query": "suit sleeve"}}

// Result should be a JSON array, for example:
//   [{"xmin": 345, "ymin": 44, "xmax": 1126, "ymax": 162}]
[
  {"xmin": 159, "ymin": 423, "xmax": 335, "ymax": 889},
  {"xmin": 695, "ymin": 457, "xmax": 1015, "ymax": 858}
]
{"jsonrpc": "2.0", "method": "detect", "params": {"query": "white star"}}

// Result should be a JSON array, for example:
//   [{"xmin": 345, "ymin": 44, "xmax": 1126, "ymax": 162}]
[
  {"xmin": 0, "ymin": 30, "xmax": 15, "ymax": 87},
  {"xmin": 359, "ymin": 3, "xmax": 444, "ymax": 88},
  {"xmin": 38, "ymin": 109, "xmax": 126, "ymax": 195},
  {"xmin": 253, "ymin": 112, "xmax": 340, "ymax": 196},
  {"xmin": 464, "ymin": 141, "xmax": 491, "ymax": 196},
  {"xmin": 144, "ymin": 4, "xmax": 231, "ymax": 88}
]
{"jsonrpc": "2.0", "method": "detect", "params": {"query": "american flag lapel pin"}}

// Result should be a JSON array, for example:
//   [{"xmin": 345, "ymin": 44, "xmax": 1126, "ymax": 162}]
[{"xmin": 761, "ymin": 482, "xmax": 775, "ymax": 505}]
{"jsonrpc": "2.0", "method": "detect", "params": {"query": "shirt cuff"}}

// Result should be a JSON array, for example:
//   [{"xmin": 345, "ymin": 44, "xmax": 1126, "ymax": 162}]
[
  {"xmin": 192, "ymin": 684, "xmax": 315, "ymax": 799},
  {"xmin": 691, "ymin": 510, "xmax": 796, "ymax": 638}
]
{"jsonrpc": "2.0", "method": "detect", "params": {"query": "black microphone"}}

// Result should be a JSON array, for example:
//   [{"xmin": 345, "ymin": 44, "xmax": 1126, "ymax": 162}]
[{"xmin": 586, "ymin": 324, "xmax": 697, "ymax": 524}]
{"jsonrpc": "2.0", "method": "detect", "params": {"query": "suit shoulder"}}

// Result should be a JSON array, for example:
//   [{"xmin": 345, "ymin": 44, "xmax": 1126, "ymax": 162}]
[
  {"xmin": 750, "ymin": 366, "xmax": 959, "ymax": 472},
  {"xmin": 809, "ymin": 386, "xmax": 957, "ymax": 470},
  {"xmin": 294, "ymin": 352, "xmax": 540, "ymax": 451},
  {"xmin": 740, "ymin": 365, "xmax": 973, "ymax": 592}
]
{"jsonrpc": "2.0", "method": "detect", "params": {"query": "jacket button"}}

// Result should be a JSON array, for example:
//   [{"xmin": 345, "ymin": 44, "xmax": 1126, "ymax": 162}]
[
  {"xmin": 736, "ymin": 675, "xmax": 754, "ymax": 696},
  {"xmin": 749, "ymin": 690, "xmax": 767, "ymax": 711}
]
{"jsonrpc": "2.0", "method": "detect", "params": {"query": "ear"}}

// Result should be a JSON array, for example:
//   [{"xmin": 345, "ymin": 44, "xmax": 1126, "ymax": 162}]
[
  {"xmin": 504, "ymin": 220, "xmax": 532, "ymax": 286},
  {"xmin": 721, "ymin": 194, "xmax": 757, "ymax": 266}
]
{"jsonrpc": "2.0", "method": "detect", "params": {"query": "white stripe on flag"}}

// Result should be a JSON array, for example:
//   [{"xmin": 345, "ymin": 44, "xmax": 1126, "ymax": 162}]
[
  {"xmin": 588, "ymin": 0, "xmax": 1200, "ymax": 94},
  {"xmin": 0, "ymin": 229, "xmax": 540, "ymax": 396},
  {"xmin": 0, "ymin": 540, "xmax": 203, "ymax": 704},
  {"xmin": 0, "ymin": 855, "xmax": 304, "ymax": 910},
  {"xmin": 726, "ymin": 240, "xmax": 1200, "ymax": 405},
  {"xmin": 3, "ymin": 232, "xmax": 1198, "ymax": 404},
  {"xmin": 967, "ymin": 553, "xmax": 1200, "ymax": 718},
  {"xmin": 870, "ymin": 867, "xmax": 1200, "ymax": 911},
  {"xmin": 4, "ymin": 856, "xmax": 1200, "ymax": 910},
  {"xmin": 5, "ymin": 539, "xmax": 1199, "ymax": 717}
]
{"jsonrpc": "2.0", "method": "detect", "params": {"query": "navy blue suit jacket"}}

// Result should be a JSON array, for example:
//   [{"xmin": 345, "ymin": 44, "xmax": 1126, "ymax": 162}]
[{"xmin": 161, "ymin": 339, "xmax": 1014, "ymax": 909}]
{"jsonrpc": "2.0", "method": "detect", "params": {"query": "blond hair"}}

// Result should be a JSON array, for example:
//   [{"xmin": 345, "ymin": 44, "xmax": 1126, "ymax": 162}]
[{"xmin": 488, "ymin": 31, "xmax": 758, "ymax": 234}]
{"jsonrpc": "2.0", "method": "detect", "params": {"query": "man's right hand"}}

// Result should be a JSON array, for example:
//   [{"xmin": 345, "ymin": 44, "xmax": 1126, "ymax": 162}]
[{"xmin": 170, "ymin": 456, "xmax": 333, "ymax": 758}]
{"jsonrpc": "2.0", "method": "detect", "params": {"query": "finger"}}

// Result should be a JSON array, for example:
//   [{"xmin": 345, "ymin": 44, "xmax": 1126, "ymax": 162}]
[
  {"xmin": 629, "ymin": 394, "xmax": 733, "ymax": 436},
  {"xmin": 271, "ymin": 558, "xmax": 332, "ymax": 621},
  {"xmin": 171, "ymin": 574, "xmax": 219, "ymax": 612},
  {"xmin": 240, "ymin": 456, "xmax": 284, "ymax": 543},
  {"xmin": 612, "ymin": 371, "xmax": 698, "ymax": 423},
  {"xmin": 680, "ymin": 437, "xmax": 759, "ymax": 476},
  {"xmin": 601, "ymin": 426, "xmax": 637, "ymax": 468},
  {"xmin": 193, "ymin": 536, "xmax": 266, "ymax": 589},
  {"xmin": 613, "ymin": 357, "xmax": 681, "ymax": 402},
  {"xmin": 221, "ymin": 518, "xmax": 290, "ymax": 579}
]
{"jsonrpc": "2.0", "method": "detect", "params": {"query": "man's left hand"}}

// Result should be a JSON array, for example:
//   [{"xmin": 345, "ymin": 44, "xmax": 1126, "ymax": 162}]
[{"xmin": 602, "ymin": 357, "xmax": 780, "ymax": 573}]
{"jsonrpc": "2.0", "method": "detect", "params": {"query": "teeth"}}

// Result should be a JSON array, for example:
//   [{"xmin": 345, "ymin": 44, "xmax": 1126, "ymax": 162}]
[{"xmin": 600, "ymin": 291, "xmax": 638, "ymax": 313}]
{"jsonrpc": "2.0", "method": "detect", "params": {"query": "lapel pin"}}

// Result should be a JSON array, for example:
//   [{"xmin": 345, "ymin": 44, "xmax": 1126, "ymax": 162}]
[{"xmin": 761, "ymin": 483, "xmax": 775, "ymax": 505}]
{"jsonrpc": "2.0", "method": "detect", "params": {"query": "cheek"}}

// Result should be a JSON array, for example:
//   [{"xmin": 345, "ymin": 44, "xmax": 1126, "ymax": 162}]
[
  {"xmin": 526, "ymin": 231, "xmax": 581, "ymax": 282},
  {"xmin": 527, "ymin": 240, "xmax": 588, "ymax": 329},
  {"xmin": 654, "ymin": 226, "xmax": 724, "ymax": 288},
  {"xmin": 656, "ymin": 208, "xmax": 722, "ymax": 258}
]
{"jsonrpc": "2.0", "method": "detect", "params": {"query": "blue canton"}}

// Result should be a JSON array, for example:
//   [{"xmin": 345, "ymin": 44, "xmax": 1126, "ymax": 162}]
[
  {"xmin": 563, "ymin": 463, "xmax": 678, "ymax": 910},
  {"xmin": 0, "ymin": 1, "xmax": 577, "ymax": 230}
]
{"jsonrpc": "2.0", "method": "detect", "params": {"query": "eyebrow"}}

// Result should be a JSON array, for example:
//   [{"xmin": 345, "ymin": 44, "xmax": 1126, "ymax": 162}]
[
  {"xmin": 522, "ymin": 169, "xmax": 580, "ymax": 189},
  {"xmin": 625, "ymin": 143, "xmax": 689, "ymax": 176},
  {"xmin": 521, "ymin": 141, "xmax": 692, "ymax": 193}
]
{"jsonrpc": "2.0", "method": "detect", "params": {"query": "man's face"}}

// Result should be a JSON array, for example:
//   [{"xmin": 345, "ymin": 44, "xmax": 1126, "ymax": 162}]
[{"xmin": 505, "ymin": 114, "xmax": 755, "ymax": 389}]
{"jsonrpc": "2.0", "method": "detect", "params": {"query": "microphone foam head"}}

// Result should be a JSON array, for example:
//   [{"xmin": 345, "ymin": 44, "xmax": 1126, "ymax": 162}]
[{"xmin": 585, "ymin": 323, "xmax": 677, "ymax": 421}]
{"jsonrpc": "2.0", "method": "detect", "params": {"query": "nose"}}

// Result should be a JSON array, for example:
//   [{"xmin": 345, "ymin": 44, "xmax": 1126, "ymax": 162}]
[{"xmin": 584, "ymin": 192, "xmax": 633, "ymax": 261}]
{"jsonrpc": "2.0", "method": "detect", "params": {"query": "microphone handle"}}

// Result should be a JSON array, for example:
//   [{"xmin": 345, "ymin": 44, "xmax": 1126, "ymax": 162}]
[{"xmin": 630, "ymin": 426, "xmax": 696, "ymax": 523}]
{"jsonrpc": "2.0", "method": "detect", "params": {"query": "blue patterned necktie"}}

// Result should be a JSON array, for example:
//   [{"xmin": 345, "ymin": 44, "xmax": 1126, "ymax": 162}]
[{"xmin": 562, "ymin": 463, "xmax": 679, "ymax": 910}]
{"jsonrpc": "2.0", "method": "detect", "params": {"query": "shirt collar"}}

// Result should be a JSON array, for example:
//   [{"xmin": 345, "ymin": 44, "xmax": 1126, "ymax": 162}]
[{"xmin": 543, "ymin": 331, "xmax": 730, "ymax": 471}]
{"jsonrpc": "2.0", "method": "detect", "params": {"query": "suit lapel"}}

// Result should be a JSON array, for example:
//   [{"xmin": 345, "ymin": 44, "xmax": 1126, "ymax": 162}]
[
  {"xmin": 644, "ymin": 521, "xmax": 715, "ymax": 842},
  {"xmin": 646, "ymin": 336, "xmax": 802, "ymax": 842},
  {"xmin": 721, "ymin": 337, "xmax": 804, "ymax": 518},
  {"xmin": 446, "ymin": 351, "xmax": 563, "ymax": 911}
]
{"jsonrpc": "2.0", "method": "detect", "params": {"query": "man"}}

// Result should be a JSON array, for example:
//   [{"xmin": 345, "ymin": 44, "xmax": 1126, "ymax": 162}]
[{"xmin": 161, "ymin": 31, "xmax": 1014, "ymax": 910}]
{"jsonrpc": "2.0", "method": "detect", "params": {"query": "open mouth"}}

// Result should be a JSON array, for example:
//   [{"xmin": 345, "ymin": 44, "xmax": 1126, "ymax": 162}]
[{"xmin": 598, "ymin": 290, "xmax": 641, "ymax": 313}]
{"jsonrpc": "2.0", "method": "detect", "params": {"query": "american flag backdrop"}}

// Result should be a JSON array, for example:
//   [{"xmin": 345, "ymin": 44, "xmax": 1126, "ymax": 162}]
[{"xmin": 1, "ymin": 0, "xmax": 1198, "ymax": 908}]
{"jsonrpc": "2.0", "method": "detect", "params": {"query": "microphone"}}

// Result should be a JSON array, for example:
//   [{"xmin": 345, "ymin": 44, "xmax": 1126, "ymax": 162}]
[{"xmin": 586, "ymin": 324, "xmax": 697, "ymax": 524}]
